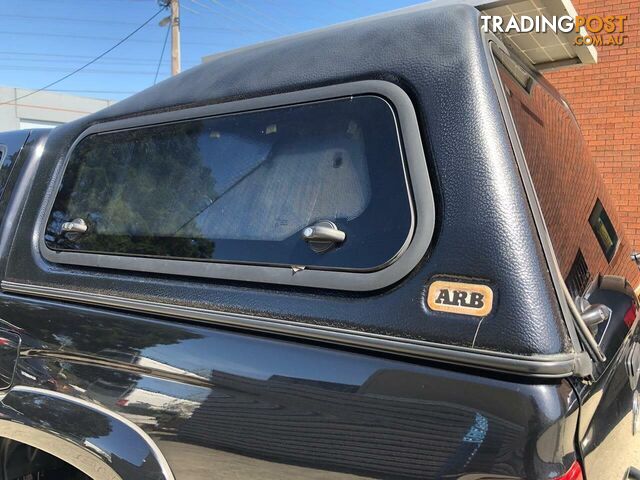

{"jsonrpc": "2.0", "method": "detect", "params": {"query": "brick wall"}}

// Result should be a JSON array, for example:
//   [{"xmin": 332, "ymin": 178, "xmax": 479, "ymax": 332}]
[
  {"xmin": 545, "ymin": 0, "xmax": 640, "ymax": 251},
  {"xmin": 498, "ymin": 61, "xmax": 640, "ymax": 289}
]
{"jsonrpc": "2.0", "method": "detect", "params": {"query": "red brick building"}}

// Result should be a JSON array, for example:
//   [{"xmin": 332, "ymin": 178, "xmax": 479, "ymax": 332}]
[{"xmin": 545, "ymin": 0, "xmax": 640, "ymax": 252}]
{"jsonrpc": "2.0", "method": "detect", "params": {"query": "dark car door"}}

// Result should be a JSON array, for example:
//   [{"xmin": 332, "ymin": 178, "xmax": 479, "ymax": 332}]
[{"xmin": 576, "ymin": 282, "xmax": 640, "ymax": 480}]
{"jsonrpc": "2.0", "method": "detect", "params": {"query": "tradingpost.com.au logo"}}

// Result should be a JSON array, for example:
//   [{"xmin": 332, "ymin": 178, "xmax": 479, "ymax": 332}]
[{"xmin": 481, "ymin": 14, "xmax": 628, "ymax": 46}]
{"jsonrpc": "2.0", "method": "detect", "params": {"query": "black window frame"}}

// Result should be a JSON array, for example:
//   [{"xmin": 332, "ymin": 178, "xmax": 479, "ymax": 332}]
[
  {"xmin": 44, "ymin": 96, "xmax": 413, "ymax": 271},
  {"xmin": 39, "ymin": 81, "xmax": 435, "ymax": 291}
]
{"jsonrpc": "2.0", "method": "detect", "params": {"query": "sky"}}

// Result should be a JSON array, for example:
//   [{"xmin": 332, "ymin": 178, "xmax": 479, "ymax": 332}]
[{"xmin": 2, "ymin": 0, "xmax": 422, "ymax": 102}]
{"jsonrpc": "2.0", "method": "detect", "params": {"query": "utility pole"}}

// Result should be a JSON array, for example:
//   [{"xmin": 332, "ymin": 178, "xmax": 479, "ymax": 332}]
[{"xmin": 170, "ymin": 0, "xmax": 181, "ymax": 75}]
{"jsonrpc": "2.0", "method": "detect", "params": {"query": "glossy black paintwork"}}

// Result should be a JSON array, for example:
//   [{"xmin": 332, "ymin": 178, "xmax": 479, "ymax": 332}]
[
  {"xmin": 0, "ymin": 294, "xmax": 579, "ymax": 479},
  {"xmin": 0, "ymin": 387, "xmax": 168, "ymax": 480},
  {"xmin": 573, "ymin": 289, "xmax": 640, "ymax": 479},
  {"xmin": 0, "ymin": 329, "xmax": 19, "ymax": 389}
]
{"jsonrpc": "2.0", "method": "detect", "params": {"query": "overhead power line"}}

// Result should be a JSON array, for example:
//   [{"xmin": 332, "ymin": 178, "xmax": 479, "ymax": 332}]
[
  {"xmin": 181, "ymin": 3, "xmax": 203, "ymax": 15},
  {"xmin": 47, "ymin": 89, "xmax": 138, "ymax": 95},
  {"xmin": 0, "ymin": 57, "xmax": 196, "ymax": 67},
  {"xmin": 0, "ymin": 8, "xmax": 165, "ymax": 107},
  {"xmin": 3, "ymin": 13, "xmax": 255, "ymax": 33},
  {"xmin": 226, "ymin": 0, "xmax": 290, "ymax": 31},
  {"xmin": 0, "ymin": 30, "xmax": 229, "ymax": 46},
  {"xmin": 190, "ymin": 0, "xmax": 268, "ymax": 35},
  {"xmin": 0, "ymin": 51, "xmax": 198, "ymax": 64},
  {"xmin": 154, "ymin": 25, "xmax": 171, "ymax": 84},
  {"xmin": 0, "ymin": 66, "xmax": 178, "ymax": 75},
  {"xmin": 207, "ymin": 0, "xmax": 285, "ymax": 35}
]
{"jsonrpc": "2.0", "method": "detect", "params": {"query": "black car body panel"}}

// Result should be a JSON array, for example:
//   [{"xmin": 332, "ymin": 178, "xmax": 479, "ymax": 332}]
[
  {"xmin": 0, "ymin": 3, "xmax": 638, "ymax": 480},
  {"xmin": 0, "ymin": 293, "xmax": 580, "ymax": 479}
]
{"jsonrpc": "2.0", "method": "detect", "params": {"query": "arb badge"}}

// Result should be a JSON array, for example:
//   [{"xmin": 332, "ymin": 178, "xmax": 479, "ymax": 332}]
[{"xmin": 427, "ymin": 280, "xmax": 493, "ymax": 317}]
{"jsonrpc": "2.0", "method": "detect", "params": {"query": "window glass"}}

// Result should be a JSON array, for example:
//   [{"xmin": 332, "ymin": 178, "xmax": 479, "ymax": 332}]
[
  {"xmin": 45, "ymin": 96, "xmax": 413, "ymax": 270},
  {"xmin": 494, "ymin": 52, "xmax": 639, "ymax": 297},
  {"xmin": 0, "ymin": 145, "xmax": 12, "ymax": 196},
  {"xmin": 589, "ymin": 199, "xmax": 618, "ymax": 262}
]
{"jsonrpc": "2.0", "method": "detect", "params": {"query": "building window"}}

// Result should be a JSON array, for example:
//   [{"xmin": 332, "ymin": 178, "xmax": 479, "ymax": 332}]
[{"xmin": 589, "ymin": 199, "xmax": 618, "ymax": 262}]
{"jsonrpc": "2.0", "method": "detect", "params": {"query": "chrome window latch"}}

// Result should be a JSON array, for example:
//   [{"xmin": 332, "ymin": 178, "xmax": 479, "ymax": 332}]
[
  {"xmin": 302, "ymin": 221, "xmax": 346, "ymax": 253},
  {"xmin": 61, "ymin": 218, "xmax": 88, "ymax": 235}
]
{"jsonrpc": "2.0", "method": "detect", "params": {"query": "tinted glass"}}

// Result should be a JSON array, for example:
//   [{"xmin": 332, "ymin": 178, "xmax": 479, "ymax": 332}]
[
  {"xmin": 0, "ymin": 143, "xmax": 20, "ymax": 202},
  {"xmin": 495, "ymin": 53, "xmax": 640, "ymax": 296},
  {"xmin": 45, "ymin": 96, "xmax": 413, "ymax": 270},
  {"xmin": 0, "ymin": 145, "xmax": 10, "ymax": 195},
  {"xmin": 0, "ymin": 131, "xmax": 32, "ymax": 207},
  {"xmin": 589, "ymin": 199, "xmax": 618, "ymax": 261}
]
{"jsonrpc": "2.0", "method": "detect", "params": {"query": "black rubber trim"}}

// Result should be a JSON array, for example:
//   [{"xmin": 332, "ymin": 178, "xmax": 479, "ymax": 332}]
[{"xmin": 2, "ymin": 280, "xmax": 579, "ymax": 378}]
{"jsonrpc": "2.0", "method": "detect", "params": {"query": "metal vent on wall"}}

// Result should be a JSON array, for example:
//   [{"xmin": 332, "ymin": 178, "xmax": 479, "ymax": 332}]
[{"xmin": 565, "ymin": 249, "xmax": 591, "ymax": 299}]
